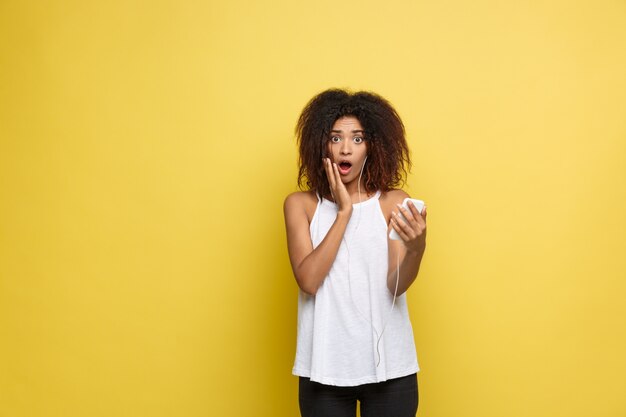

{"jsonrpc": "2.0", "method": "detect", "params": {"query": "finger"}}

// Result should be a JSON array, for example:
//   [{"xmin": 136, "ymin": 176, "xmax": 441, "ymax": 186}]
[
  {"xmin": 325, "ymin": 159, "xmax": 338, "ymax": 202},
  {"xmin": 397, "ymin": 204, "xmax": 418, "ymax": 228},
  {"xmin": 391, "ymin": 214, "xmax": 411, "ymax": 241},
  {"xmin": 324, "ymin": 158, "xmax": 336, "ymax": 190},
  {"xmin": 332, "ymin": 163, "xmax": 348, "ymax": 192},
  {"xmin": 326, "ymin": 158, "xmax": 334, "ymax": 186},
  {"xmin": 392, "ymin": 211, "xmax": 416, "ymax": 240},
  {"xmin": 332, "ymin": 162, "xmax": 342, "ymax": 183},
  {"xmin": 407, "ymin": 201, "xmax": 422, "ymax": 222},
  {"xmin": 408, "ymin": 203, "xmax": 427, "ymax": 228},
  {"xmin": 421, "ymin": 206, "xmax": 427, "ymax": 222}
]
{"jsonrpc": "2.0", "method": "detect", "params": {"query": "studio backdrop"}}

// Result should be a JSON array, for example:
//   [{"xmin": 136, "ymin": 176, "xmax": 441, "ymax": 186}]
[{"xmin": 1, "ymin": 1, "xmax": 625, "ymax": 416}]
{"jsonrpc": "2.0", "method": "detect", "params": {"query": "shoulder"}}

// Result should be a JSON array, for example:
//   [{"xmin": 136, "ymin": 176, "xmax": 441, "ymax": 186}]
[
  {"xmin": 284, "ymin": 190, "xmax": 318, "ymax": 220},
  {"xmin": 380, "ymin": 189, "xmax": 409, "ymax": 206},
  {"xmin": 284, "ymin": 190, "xmax": 317, "ymax": 209},
  {"xmin": 379, "ymin": 189, "xmax": 410, "ymax": 220}
]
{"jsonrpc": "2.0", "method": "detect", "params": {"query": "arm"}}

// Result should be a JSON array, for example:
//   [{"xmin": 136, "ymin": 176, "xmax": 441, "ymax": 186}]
[
  {"xmin": 386, "ymin": 193, "xmax": 428, "ymax": 295},
  {"xmin": 283, "ymin": 159, "xmax": 353, "ymax": 296}
]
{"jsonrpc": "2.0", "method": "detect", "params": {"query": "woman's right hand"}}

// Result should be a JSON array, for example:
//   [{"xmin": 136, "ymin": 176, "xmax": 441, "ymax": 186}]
[
  {"xmin": 283, "ymin": 162, "xmax": 353, "ymax": 295},
  {"xmin": 324, "ymin": 158, "xmax": 352, "ymax": 216}
]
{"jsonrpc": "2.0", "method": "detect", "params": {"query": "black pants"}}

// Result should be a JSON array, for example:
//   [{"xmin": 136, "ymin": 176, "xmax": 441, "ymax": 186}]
[{"xmin": 299, "ymin": 373, "xmax": 418, "ymax": 417}]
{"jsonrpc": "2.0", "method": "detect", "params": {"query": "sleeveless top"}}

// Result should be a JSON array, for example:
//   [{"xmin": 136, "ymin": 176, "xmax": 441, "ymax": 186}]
[{"xmin": 292, "ymin": 190, "xmax": 419, "ymax": 386}]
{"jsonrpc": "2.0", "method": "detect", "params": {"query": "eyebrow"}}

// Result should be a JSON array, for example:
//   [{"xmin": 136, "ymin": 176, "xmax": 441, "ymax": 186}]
[{"xmin": 330, "ymin": 129, "xmax": 364, "ymax": 134}]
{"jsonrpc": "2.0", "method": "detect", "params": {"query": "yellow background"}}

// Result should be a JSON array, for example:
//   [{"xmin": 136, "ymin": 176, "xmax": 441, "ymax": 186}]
[{"xmin": 1, "ymin": 1, "xmax": 625, "ymax": 416}]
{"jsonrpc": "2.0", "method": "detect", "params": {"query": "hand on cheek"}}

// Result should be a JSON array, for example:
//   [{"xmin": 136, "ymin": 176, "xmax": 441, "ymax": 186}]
[{"xmin": 323, "ymin": 158, "xmax": 352, "ymax": 215}]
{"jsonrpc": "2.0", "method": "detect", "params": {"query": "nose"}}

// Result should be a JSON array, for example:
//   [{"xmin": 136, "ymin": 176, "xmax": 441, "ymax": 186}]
[{"xmin": 340, "ymin": 139, "xmax": 352, "ymax": 155}]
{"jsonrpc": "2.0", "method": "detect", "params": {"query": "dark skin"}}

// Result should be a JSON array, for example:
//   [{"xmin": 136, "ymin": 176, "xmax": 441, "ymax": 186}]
[{"xmin": 284, "ymin": 117, "xmax": 427, "ymax": 296}]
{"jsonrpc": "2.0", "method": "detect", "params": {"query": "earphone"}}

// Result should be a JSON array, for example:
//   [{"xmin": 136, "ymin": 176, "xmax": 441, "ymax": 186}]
[
  {"xmin": 319, "ymin": 154, "xmax": 401, "ymax": 368},
  {"xmin": 341, "ymin": 155, "xmax": 401, "ymax": 368}
]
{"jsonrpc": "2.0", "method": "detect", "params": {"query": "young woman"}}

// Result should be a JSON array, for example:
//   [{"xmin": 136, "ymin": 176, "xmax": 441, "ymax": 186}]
[{"xmin": 284, "ymin": 89, "xmax": 427, "ymax": 417}]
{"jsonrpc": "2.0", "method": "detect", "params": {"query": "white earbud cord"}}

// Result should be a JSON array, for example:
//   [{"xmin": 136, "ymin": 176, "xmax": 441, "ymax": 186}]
[{"xmin": 342, "ymin": 156, "xmax": 400, "ymax": 368}]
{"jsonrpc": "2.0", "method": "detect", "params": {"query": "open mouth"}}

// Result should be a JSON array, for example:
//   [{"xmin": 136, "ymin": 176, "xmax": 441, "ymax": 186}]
[{"xmin": 338, "ymin": 161, "xmax": 352, "ymax": 175}]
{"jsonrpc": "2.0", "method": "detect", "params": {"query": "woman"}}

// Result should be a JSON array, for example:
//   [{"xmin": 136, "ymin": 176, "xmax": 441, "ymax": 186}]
[{"xmin": 284, "ymin": 88, "xmax": 427, "ymax": 417}]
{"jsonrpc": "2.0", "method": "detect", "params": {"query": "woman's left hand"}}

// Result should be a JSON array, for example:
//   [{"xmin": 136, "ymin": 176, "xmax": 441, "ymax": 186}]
[{"xmin": 391, "ymin": 201, "xmax": 427, "ymax": 254}]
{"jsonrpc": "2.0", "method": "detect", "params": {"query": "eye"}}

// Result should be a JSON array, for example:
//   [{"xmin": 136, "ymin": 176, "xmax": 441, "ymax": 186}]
[
  {"xmin": 331, "ymin": 136, "xmax": 341, "ymax": 143},
  {"xmin": 353, "ymin": 136, "xmax": 363, "ymax": 144}
]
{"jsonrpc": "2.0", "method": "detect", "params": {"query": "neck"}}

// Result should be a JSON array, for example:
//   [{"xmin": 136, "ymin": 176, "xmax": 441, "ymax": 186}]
[{"xmin": 346, "ymin": 179, "xmax": 368, "ymax": 203}]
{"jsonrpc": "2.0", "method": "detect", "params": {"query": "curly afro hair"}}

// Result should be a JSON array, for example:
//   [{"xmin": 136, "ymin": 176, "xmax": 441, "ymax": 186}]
[{"xmin": 295, "ymin": 88, "xmax": 411, "ymax": 199}]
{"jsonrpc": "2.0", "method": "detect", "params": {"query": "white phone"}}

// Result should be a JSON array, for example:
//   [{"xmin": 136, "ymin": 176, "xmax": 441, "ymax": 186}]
[{"xmin": 389, "ymin": 198, "xmax": 425, "ymax": 241}]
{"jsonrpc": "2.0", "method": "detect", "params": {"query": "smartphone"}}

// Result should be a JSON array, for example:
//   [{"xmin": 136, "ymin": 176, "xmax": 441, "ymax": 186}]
[{"xmin": 389, "ymin": 198, "xmax": 425, "ymax": 241}]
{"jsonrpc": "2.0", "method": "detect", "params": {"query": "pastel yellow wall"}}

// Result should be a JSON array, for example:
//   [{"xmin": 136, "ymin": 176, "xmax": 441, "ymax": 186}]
[{"xmin": 1, "ymin": 1, "xmax": 625, "ymax": 416}]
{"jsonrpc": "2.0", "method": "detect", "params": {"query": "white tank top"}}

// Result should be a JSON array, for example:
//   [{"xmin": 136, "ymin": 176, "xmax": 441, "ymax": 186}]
[{"xmin": 292, "ymin": 190, "xmax": 419, "ymax": 386}]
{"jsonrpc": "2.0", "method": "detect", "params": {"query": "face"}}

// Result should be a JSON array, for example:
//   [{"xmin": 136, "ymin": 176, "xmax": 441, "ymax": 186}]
[{"xmin": 326, "ymin": 116, "xmax": 368, "ymax": 185}]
